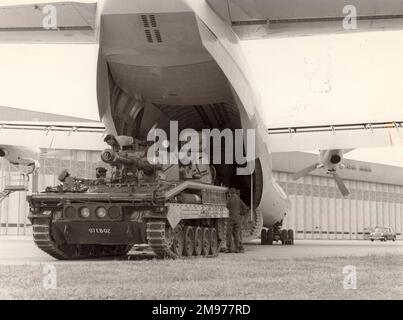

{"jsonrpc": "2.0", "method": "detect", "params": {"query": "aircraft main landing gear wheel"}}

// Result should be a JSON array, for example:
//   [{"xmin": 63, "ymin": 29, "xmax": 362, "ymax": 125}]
[
  {"xmin": 261, "ymin": 229, "xmax": 267, "ymax": 245},
  {"xmin": 281, "ymin": 229, "xmax": 288, "ymax": 245},
  {"xmin": 183, "ymin": 226, "xmax": 194, "ymax": 256},
  {"xmin": 288, "ymin": 229, "xmax": 294, "ymax": 245},
  {"xmin": 267, "ymin": 229, "xmax": 274, "ymax": 245}
]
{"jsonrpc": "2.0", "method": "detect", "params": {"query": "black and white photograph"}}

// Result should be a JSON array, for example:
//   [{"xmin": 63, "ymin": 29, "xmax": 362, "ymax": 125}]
[{"xmin": 0, "ymin": 0, "xmax": 402, "ymax": 306}]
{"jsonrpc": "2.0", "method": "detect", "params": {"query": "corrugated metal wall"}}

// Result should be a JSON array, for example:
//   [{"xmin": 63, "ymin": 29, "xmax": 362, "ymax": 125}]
[
  {"xmin": 0, "ymin": 150, "xmax": 103, "ymax": 236},
  {"xmin": 274, "ymin": 172, "xmax": 403, "ymax": 240},
  {"xmin": 2, "ymin": 155, "xmax": 403, "ymax": 240}
]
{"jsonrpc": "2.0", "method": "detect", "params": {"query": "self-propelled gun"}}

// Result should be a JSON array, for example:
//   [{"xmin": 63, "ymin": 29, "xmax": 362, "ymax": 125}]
[{"xmin": 27, "ymin": 136, "xmax": 229, "ymax": 260}]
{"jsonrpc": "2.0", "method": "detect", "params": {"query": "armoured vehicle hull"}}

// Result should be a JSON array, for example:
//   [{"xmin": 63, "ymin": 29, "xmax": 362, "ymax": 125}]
[{"xmin": 28, "ymin": 177, "xmax": 229, "ymax": 259}]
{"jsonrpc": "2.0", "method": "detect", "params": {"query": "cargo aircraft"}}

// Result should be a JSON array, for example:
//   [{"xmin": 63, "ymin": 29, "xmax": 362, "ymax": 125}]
[{"xmin": 1, "ymin": 0, "xmax": 403, "ymax": 245}]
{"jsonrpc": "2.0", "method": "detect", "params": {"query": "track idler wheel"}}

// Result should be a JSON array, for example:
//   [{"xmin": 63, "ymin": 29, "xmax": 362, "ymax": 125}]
[{"xmin": 172, "ymin": 225, "xmax": 184, "ymax": 256}]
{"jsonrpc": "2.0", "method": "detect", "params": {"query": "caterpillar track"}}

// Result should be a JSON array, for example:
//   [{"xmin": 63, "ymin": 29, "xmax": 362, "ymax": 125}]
[
  {"xmin": 146, "ymin": 220, "xmax": 226, "ymax": 259},
  {"xmin": 32, "ymin": 218, "xmax": 132, "ymax": 260}
]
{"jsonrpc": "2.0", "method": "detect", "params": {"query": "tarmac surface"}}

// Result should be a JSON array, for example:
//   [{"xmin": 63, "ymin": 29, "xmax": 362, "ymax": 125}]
[{"xmin": 0, "ymin": 236, "xmax": 402, "ymax": 265}]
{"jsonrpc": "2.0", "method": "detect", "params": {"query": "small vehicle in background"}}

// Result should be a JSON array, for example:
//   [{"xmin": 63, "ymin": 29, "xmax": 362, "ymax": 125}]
[
  {"xmin": 363, "ymin": 227, "xmax": 372, "ymax": 240},
  {"xmin": 369, "ymin": 227, "xmax": 396, "ymax": 242}
]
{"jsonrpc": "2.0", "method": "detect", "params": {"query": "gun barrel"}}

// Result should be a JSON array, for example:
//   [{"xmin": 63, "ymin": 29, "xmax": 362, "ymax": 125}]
[
  {"xmin": 101, "ymin": 150, "xmax": 133, "ymax": 166},
  {"xmin": 101, "ymin": 149, "xmax": 156, "ymax": 175}
]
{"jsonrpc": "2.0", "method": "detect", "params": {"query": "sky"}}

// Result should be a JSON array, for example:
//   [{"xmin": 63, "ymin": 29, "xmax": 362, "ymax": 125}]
[{"xmin": 0, "ymin": 0, "xmax": 403, "ymax": 167}]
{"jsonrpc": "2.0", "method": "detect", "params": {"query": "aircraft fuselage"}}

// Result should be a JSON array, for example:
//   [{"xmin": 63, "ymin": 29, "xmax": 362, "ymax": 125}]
[{"xmin": 97, "ymin": 0, "xmax": 289, "ymax": 228}]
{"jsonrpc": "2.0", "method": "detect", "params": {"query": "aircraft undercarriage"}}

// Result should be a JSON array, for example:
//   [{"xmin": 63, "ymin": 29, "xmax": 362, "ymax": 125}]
[{"xmin": 261, "ymin": 222, "xmax": 295, "ymax": 246}]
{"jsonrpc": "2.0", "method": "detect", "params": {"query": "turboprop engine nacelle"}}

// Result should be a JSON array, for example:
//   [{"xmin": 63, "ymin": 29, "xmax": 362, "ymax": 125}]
[
  {"xmin": 319, "ymin": 149, "xmax": 344, "ymax": 172},
  {"xmin": 292, "ymin": 149, "xmax": 353, "ymax": 197}
]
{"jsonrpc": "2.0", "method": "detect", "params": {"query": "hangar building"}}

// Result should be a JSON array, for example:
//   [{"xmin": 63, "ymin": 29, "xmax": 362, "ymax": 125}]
[
  {"xmin": 0, "ymin": 106, "xmax": 104, "ymax": 236},
  {"xmin": 273, "ymin": 152, "xmax": 403, "ymax": 240},
  {"xmin": 0, "ymin": 106, "xmax": 402, "ymax": 240}
]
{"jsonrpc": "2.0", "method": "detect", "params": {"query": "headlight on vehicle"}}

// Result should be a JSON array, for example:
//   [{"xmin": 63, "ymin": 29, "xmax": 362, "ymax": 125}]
[
  {"xmin": 96, "ymin": 207, "xmax": 107, "ymax": 219},
  {"xmin": 64, "ymin": 206, "xmax": 76, "ymax": 219},
  {"xmin": 108, "ymin": 206, "xmax": 121, "ymax": 219},
  {"xmin": 79, "ymin": 207, "xmax": 91, "ymax": 219}
]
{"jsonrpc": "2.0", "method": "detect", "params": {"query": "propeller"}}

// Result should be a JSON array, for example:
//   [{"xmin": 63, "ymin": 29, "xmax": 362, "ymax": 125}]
[
  {"xmin": 332, "ymin": 171, "xmax": 350, "ymax": 197},
  {"xmin": 292, "ymin": 163, "xmax": 320, "ymax": 181},
  {"xmin": 292, "ymin": 150, "xmax": 351, "ymax": 197}
]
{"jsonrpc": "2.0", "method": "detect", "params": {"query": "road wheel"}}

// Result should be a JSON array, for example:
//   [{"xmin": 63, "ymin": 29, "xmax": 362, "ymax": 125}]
[
  {"xmin": 288, "ymin": 229, "xmax": 294, "ymax": 245},
  {"xmin": 261, "ymin": 229, "xmax": 267, "ymax": 245},
  {"xmin": 171, "ymin": 225, "xmax": 184, "ymax": 257},
  {"xmin": 202, "ymin": 228, "xmax": 211, "ymax": 256},
  {"xmin": 183, "ymin": 226, "xmax": 194, "ymax": 256},
  {"xmin": 194, "ymin": 227, "xmax": 203, "ymax": 256},
  {"xmin": 210, "ymin": 228, "xmax": 219, "ymax": 255},
  {"xmin": 281, "ymin": 229, "xmax": 288, "ymax": 245},
  {"xmin": 267, "ymin": 229, "xmax": 274, "ymax": 245}
]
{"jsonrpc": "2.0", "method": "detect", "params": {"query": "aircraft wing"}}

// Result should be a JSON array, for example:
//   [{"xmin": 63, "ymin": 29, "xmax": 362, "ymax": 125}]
[
  {"xmin": 0, "ymin": 121, "xmax": 107, "ymax": 151},
  {"xmin": 207, "ymin": 0, "xmax": 403, "ymax": 39},
  {"xmin": 267, "ymin": 122, "xmax": 403, "ymax": 152},
  {"xmin": 0, "ymin": 1, "xmax": 97, "ymax": 43}
]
